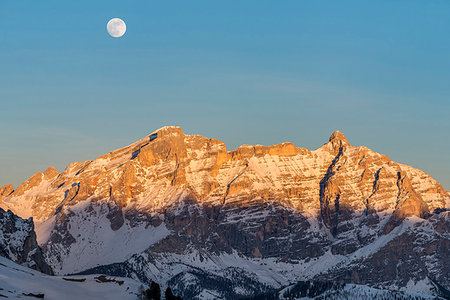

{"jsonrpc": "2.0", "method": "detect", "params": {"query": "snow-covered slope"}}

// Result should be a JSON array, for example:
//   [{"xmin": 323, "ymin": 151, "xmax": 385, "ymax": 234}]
[
  {"xmin": 0, "ymin": 126, "xmax": 449, "ymax": 299},
  {"xmin": 0, "ymin": 256, "xmax": 143, "ymax": 300},
  {"xmin": 272, "ymin": 281, "xmax": 444, "ymax": 300},
  {"xmin": 40, "ymin": 201, "xmax": 170, "ymax": 275}
]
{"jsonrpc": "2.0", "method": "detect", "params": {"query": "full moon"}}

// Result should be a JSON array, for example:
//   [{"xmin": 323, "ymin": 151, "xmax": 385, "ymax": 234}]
[{"xmin": 107, "ymin": 18, "xmax": 126, "ymax": 38}]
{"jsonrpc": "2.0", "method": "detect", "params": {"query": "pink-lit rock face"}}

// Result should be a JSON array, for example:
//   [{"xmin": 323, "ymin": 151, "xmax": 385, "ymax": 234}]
[
  {"xmin": 0, "ymin": 184, "xmax": 14, "ymax": 204},
  {"xmin": 1, "ymin": 126, "xmax": 446, "ymax": 222},
  {"xmin": 0, "ymin": 126, "xmax": 448, "ymax": 298}
]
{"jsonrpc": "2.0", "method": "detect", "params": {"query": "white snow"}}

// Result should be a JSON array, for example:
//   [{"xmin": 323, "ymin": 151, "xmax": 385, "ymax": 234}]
[
  {"xmin": 35, "ymin": 215, "xmax": 56, "ymax": 244},
  {"xmin": 0, "ymin": 256, "xmax": 144, "ymax": 300},
  {"xmin": 43, "ymin": 201, "xmax": 171, "ymax": 275}
]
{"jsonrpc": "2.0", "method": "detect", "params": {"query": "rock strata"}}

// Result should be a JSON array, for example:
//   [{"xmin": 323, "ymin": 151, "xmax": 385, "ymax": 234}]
[{"xmin": 0, "ymin": 126, "xmax": 448, "ymax": 299}]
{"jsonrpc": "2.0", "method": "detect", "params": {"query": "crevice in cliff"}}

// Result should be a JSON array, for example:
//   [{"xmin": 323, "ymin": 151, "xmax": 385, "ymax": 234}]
[
  {"xmin": 332, "ymin": 193, "xmax": 340, "ymax": 236},
  {"xmin": 171, "ymin": 154, "xmax": 180, "ymax": 186},
  {"xmin": 319, "ymin": 146, "xmax": 344, "ymax": 230},
  {"xmin": 131, "ymin": 140, "xmax": 152, "ymax": 160},
  {"xmin": 363, "ymin": 167, "xmax": 382, "ymax": 215},
  {"xmin": 393, "ymin": 172, "xmax": 410, "ymax": 214},
  {"xmin": 165, "ymin": 148, "xmax": 172, "ymax": 161},
  {"xmin": 222, "ymin": 163, "xmax": 249, "ymax": 205},
  {"xmin": 382, "ymin": 172, "xmax": 411, "ymax": 234},
  {"xmin": 75, "ymin": 162, "xmax": 92, "ymax": 175},
  {"xmin": 55, "ymin": 183, "xmax": 80, "ymax": 216}
]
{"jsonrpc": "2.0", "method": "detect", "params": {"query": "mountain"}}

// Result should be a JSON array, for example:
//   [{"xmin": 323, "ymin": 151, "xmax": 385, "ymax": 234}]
[
  {"xmin": 1, "ymin": 126, "xmax": 449, "ymax": 299},
  {"xmin": 0, "ymin": 207, "xmax": 52, "ymax": 274}
]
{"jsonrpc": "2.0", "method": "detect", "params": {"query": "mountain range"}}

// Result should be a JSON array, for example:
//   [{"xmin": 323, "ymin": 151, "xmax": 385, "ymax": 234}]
[{"xmin": 1, "ymin": 126, "xmax": 449, "ymax": 299}]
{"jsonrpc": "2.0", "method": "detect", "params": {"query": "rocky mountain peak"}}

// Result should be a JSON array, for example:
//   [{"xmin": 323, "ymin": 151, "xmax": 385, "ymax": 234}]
[
  {"xmin": 0, "ymin": 127, "xmax": 449, "ymax": 299},
  {"xmin": 0, "ymin": 184, "xmax": 14, "ymax": 203},
  {"xmin": 153, "ymin": 125, "xmax": 184, "ymax": 137},
  {"xmin": 0, "ymin": 184, "xmax": 13, "ymax": 194},
  {"xmin": 1, "ymin": 127, "xmax": 448, "ymax": 223},
  {"xmin": 321, "ymin": 130, "xmax": 350, "ymax": 155},
  {"xmin": 43, "ymin": 166, "xmax": 59, "ymax": 179},
  {"xmin": 329, "ymin": 130, "xmax": 349, "ymax": 145}
]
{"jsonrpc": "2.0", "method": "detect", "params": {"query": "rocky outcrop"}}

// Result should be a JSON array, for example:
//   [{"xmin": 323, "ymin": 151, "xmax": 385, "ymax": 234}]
[
  {"xmin": 0, "ymin": 208, "xmax": 53, "ymax": 274},
  {"xmin": 0, "ymin": 126, "xmax": 448, "ymax": 299},
  {"xmin": 75, "ymin": 200, "xmax": 449, "ymax": 299},
  {"xmin": 0, "ymin": 184, "xmax": 14, "ymax": 203},
  {"xmin": 316, "ymin": 211, "xmax": 450, "ymax": 291},
  {"xmin": 1, "ymin": 127, "xmax": 446, "ymax": 222}
]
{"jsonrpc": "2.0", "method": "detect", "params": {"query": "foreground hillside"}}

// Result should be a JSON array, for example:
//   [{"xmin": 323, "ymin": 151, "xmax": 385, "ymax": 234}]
[
  {"xmin": 0, "ymin": 256, "xmax": 143, "ymax": 300},
  {"xmin": 1, "ymin": 126, "xmax": 449, "ymax": 299}
]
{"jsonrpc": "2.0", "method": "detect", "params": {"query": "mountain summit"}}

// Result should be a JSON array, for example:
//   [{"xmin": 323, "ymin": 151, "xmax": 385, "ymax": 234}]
[
  {"xmin": 0, "ymin": 127, "xmax": 449, "ymax": 299},
  {"xmin": 3, "ymin": 126, "xmax": 446, "ymax": 222},
  {"xmin": 329, "ymin": 130, "xmax": 349, "ymax": 144}
]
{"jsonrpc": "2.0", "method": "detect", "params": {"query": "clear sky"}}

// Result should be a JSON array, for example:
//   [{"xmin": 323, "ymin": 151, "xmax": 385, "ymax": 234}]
[{"xmin": 0, "ymin": 1, "xmax": 449, "ymax": 189}]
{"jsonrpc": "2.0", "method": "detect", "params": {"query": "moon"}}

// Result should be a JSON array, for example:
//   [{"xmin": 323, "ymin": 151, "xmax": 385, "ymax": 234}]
[{"xmin": 107, "ymin": 18, "xmax": 126, "ymax": 38}]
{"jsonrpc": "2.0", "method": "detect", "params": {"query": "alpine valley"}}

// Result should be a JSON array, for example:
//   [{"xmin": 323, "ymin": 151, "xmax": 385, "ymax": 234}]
[{"xmin": 1, "ymin": 126, "xmax": 449, "ymax": 299}]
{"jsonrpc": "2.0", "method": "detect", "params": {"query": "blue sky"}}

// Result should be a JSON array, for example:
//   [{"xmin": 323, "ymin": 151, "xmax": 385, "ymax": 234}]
[{"xmin": 0, "ymin": 1, "xmax": 449, "ymax": 189}]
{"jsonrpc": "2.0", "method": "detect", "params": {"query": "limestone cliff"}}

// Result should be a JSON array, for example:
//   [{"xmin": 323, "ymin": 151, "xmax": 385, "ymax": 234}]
[{"xmin": 0, "ymin": 126, "xmax": 448, "ymax": 299}]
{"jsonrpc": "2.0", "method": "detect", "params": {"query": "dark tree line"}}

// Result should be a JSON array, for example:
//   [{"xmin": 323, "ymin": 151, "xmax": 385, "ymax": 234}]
[
  {"xmin": 142, "ymin": 281, "xmax": 183, "ymax": 300},
  {"xmin": 241, "ymin": 280, "xmax": 442, "ymax": 300}
]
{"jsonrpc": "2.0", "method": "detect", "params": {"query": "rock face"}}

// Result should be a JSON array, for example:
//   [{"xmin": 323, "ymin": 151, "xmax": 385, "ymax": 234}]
[
  {"xmin": 0, "ymin": 208, "xmax": 53, "ymax": 274},
  {"xmin": 0, "ymin": 126, "xmax": 449, "ymax": 299},
  {"xmin": 0, "ymin": 184, "xmax": 14, "ymax": 203}
]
